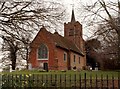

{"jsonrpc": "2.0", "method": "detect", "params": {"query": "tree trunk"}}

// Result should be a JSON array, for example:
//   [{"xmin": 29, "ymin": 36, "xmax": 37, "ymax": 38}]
[
  {"xmin": 118, "ymin": 33, "xmax": 120, "ymax": 68},
  {"xmin": 11, "ymin": 52, "xmax": 17, "ymax": 70},
  {"xmin": 26, "ymin": 48, "xmax": 29, "ymax": 69},
  {"xmin": 12, "ymin": 60, "xmax": 16, "ymax": 70},
  {"xmin": 118, "ymin": 1, "xmax": 120, "ymax": 68}
]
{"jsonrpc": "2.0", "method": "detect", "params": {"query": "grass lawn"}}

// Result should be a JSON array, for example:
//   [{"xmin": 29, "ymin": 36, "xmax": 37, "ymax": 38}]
[{"xmin": 1, "ymin": 70, "xmax": 119, "ymax": 79}]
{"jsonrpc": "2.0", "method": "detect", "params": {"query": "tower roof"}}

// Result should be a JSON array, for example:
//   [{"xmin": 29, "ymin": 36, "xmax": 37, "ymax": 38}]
[{"xmin": 71, "ymin": 9, "xmax": 76, "ymax": 22}]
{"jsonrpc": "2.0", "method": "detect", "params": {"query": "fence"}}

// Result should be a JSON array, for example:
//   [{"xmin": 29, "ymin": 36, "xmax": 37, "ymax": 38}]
[{"xmin": 1, "ymin": 73, "xmax": 120, "ymax": 89}]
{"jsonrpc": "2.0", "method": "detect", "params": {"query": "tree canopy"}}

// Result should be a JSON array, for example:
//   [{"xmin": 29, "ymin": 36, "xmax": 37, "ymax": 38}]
[
  {"xmin": 81, "ymin": 0, "xmax": 120, "ymax": 69},
  {"xmin": 0, "ymin": 1, "xmax": 65, "ymax": 70}
]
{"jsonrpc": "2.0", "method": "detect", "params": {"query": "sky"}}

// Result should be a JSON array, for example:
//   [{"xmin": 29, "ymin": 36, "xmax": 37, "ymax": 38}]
[
  {"xmin": 62, "ymin": 0, "xmax": 119, "ymax": 39},
  {"xmin": 62, "ymin": 0, "xmax": 95, "ymax": 39}
]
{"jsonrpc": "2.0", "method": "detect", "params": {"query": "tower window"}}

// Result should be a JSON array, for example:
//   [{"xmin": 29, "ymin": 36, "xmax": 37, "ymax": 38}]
[
  {"xmin": 69, "ymin": 29, "xmax": 74, "ymax": 36},
  {"xmin": 38, "ymin": 44, "xmax": 48, "ymax": 60}
]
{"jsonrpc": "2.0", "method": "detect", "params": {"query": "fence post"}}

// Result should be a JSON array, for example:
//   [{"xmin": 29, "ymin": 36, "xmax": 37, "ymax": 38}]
[
  {"xmin": 101, "ymin": 74, "xmax": 103, "ymax": 89},
  {"xmin": 50, "ymin": 74, "xmax": 52, "ymax": 87},
  {"xmin": 32, "ymin": 74, "xmax": 34, "ymax": 87},
  {"xmin": 36, "ymin": 74, "xmax": 38, "ymax": 88},
  {"xmin": 11, "ymin": 74, "xmax": 13, "ymax": 88},
  {"xmin": 96, "ymin": 74, "xmax": 98, "ymax": 89},
  {"xmin": 74, "ymin": 74, "xmax": 76, "ymax": 88},
  {"xmin": 90, "ymin": 74, "xmax": 92, "ymax": 89},
  {"xmin": 64, "ymin": 74, "xmax": 66, "ymax": 88},
  {"xmin": 42, "ymin": 74, "xmax": 44, "ymax": 87},
  {"xmin": 70, "ymin": 74, "xmax": 71, "ymax": 87},
  {"xmin": 106, "ymin": 75, "xmax": 108, "ymax": 89},
  {"xmin": 118, "ymin": 72, "xmax": 120, "ymax": 89},
  {"xmin": 7, "ymin": 74, "xmax": 9, "ymax": 87},
  {"xmin": 28, "ymin": 74, "xmax": 31, "ymax": 88},
  {"xmin": 84, "ymin": 73, "xmax": 86, "ymax": 89},
  {"xmin": 24, "ymin": 74, "xmax": 26, "ymax": 88},
  {"xmin": 55, "ymin": 74, "xmax": 57, "ymax": 87},
  {"xmin": 60, "ymin": 74, "xmax": 62, "ymax": 88},
  {"xmin": 19, "ymin": 74, "xmax": 22, "ymax": 88},
  {"xmin": 46, "ymin": 74, "xmax": 48, "ymax": 88},
  {"xmin": 0, "ymin": 74, "xmax": 2, "ymax": 89},
  {"xmin": 112, "ymin": 75, "xmax": 114, "ymax": 89},
  {"xmin": 79, "ymin": 74, "xmax": 81, "ymax": 89}
]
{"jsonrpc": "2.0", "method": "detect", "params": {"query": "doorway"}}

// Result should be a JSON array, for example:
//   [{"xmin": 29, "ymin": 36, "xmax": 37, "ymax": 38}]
[{"xmin": 43, "ymin": 63, "xmax": 48, "ymax": 71}]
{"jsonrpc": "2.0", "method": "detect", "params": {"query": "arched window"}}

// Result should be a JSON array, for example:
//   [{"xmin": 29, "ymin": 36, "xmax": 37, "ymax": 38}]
[{"xmin": 38, "ymin": 44, "xmax": 48, "ymax": 59}]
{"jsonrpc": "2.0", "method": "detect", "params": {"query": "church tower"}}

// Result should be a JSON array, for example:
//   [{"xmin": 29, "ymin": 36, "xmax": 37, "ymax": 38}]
[{"xmin": 64, "ymin": 9, "xmax": 84, "ymax": 51}]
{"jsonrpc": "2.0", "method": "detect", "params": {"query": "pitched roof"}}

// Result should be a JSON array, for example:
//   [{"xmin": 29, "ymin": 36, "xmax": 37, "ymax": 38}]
[
  {"xmin": 52, "ymin": 31, "xmax": 84, "ymax": 56},
  {"xmin": 32, "ymin": 27, "xmax": 84, "ymax": 56}
]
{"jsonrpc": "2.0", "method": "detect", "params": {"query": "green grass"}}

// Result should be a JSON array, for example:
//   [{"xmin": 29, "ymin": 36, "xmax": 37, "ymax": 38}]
[{"xmin": 1, "ymin": 70, "xmax": 119, "ymax": 79}]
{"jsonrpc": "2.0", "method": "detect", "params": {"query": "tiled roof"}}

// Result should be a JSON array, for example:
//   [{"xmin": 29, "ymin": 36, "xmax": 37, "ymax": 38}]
[
  {"xmin": 52, "ymin": 31, "xmax": 84, "ymax": 56},
  {"xmin": 33, "ymin": 27, "xmax": 84, "ymax": 56}
]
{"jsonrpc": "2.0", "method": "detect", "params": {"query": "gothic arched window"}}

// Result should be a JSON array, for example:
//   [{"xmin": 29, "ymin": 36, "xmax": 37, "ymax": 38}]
[{"xmin": 38, "ymin": 44, "xmax": 48, "ymax": 59}]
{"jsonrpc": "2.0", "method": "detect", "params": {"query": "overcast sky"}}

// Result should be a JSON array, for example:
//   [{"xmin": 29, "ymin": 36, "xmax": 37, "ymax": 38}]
[
  {"xmin": 62, "ymin": 0, "xmax": 95, "ymax": 39},
  {"xmin": 62, "ymin": 0, "xmax": 119, "ymax": 39}
]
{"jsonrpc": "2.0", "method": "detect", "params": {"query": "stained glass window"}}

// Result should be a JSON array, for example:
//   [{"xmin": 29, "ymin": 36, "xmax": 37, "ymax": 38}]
[{"xmin": 38, "ymin": 44, "xmax": 48, "ymax": 59}]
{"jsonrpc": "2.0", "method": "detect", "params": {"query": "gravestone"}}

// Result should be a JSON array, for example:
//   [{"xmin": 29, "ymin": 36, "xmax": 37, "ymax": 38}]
[{"xmin": 28, "ymin": 63, "xmax": 32, "ymax": 70}]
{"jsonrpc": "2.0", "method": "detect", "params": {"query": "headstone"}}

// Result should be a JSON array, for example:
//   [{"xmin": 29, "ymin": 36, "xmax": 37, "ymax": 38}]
[
  {"xmin": 95, "ymin": 62, "xmax": 98, "ymax": 71},
  {"xmin": 28, "ymin": 63, "xmax": 32, "ymax": 70},
  {"xmin": 10, "ymin": 65, "xmax": 12, "ymax": 72},
  {"xmin": 95, "ymin": 67, "xmax": 98, "ymax": 71}
]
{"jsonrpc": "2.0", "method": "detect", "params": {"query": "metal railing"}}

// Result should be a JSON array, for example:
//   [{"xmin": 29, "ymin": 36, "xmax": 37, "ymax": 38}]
[{"xmin": 1, "ymin": 73, "xmax": 120, "ymax": 89}]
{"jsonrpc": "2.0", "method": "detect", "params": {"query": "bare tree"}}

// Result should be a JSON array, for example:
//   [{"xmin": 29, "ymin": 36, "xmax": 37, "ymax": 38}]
[
  {"xmin": 0, "ymin": 1, "xmax": 65, "ymax": 70},
  {"xmin": 85, "ymin": 39, "xmax": 101, "ymax": 69},
  {"xmin": 2, "ymin": 36, "xmax": 19, "ymax": 70},
  {"xmin": 97, "ymin": 21, "xmax": 119, "ymax": 69},
  {"xmin": 81, "ymin": 0, "xmax": 120, "ymax": 68}
]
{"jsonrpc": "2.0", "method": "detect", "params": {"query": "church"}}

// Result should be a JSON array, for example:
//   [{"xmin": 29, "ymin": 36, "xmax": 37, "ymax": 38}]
[{"xmin": 29, "ymin": 9, "xmax": 86, "ymax": 70}]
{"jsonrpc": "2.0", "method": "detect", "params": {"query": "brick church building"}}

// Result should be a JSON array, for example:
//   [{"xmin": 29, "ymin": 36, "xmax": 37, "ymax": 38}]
[{"xmin": 29, "ymin": 9, "xmax": 86, "ymax": 70}]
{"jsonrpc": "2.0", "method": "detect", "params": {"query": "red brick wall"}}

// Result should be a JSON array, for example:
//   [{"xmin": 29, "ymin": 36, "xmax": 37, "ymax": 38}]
[
  {"xmin": 64, "ymin": 22, "xmax": 83, "ymax": 50},
  {"xmin": 29, "ymin": 48, "xmax": 38, "ymax": 68},
  {"xmin": 29, "ymin": 26, "xmax": 86, "ymax": 70},
  {"xmin": 64, "ymin": 21, "xmax": 86, "ymax": 70},
  {"xmin": 29, "ymin": 27, "xmax": 57, "ymax": 70},
  {"xmin": 69, "ymin": 52, "xmax": 85, "ymax": 70},
  {"xmin": 56, "ymin": 48, "xmax": 68, "ymax": 70},
  {"xmin": 70, "ymin": 52, "xmax": 80, "ymax": 70}
]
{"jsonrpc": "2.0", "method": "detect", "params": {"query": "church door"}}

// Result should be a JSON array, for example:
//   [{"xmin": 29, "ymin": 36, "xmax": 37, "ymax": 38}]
[{"xmin": 43, "ymin": 63, "xmax": 48, "ymax": 71}]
